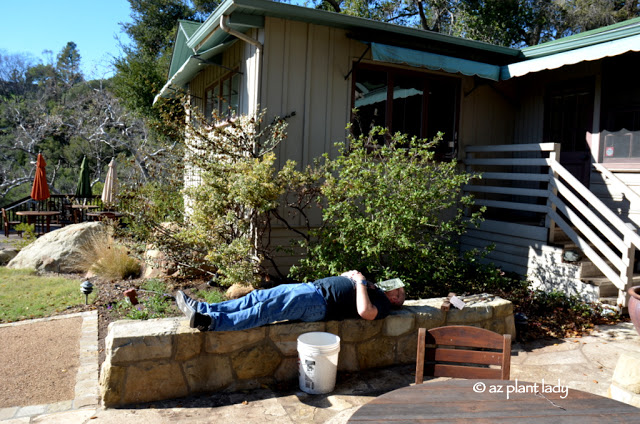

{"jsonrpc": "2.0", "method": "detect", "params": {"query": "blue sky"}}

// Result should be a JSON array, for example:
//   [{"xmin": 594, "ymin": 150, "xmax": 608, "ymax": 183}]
[{"xmin": 0, "ymin": 0, "xmax": 133, "ymax": 79}]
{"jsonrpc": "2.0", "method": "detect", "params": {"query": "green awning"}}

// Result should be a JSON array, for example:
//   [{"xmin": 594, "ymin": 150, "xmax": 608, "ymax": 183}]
[
  {"xmin": 501, "ymin": 32, "xmax": 640, "ymax": 79},
  {"xmin": 371, "ymin": 43, "xmax": 501, "ymax": 81}
]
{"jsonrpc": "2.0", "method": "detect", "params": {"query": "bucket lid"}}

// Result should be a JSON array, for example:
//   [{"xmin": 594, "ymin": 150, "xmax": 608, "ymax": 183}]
[{"xmin": 375, "ymin": 278, "xmax": 405, "ymax": 292}]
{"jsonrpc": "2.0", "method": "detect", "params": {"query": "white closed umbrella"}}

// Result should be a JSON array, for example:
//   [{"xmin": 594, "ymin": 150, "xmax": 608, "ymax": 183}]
[{"xmin": 101, "ymin": 158, "xmax": 118, "ymax": 209}]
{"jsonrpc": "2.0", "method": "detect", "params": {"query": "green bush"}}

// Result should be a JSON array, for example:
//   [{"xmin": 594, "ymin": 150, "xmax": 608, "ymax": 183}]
[{"xmin": 290, "ymin": 128, "xmax": 487, "ymax": 298}]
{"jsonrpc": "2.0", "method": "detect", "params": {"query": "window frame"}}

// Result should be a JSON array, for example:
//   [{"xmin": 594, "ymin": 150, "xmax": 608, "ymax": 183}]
[
  {"xmin": 204, "ymin": 68, "xmax": 241, "ymax": 122},
  {"xmin": 350, "ymin": 62, "xmax": 461, "ymax": 159}
]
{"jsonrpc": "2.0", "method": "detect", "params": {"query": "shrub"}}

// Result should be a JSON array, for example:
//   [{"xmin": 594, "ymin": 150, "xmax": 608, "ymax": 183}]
[{"xmin": 290, "ymin": 127, "xmax": 486, "ymax": 298}]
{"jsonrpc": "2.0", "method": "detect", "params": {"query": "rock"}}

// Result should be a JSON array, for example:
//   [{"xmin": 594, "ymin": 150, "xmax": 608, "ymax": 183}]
[
  {"xmin": 0, "ymin": 248, "xmax": 19, "ymax": 265},
  {"xmin": 142, "ymin": 247, "xmax": 177, "ymax": 278},
  {"xmin": 226, "ymin": 283, "xmax": 255, "ymax": 299},
  {"xmin": 6, "ymin": 222, "xmax": 106, "ymax": 273}
]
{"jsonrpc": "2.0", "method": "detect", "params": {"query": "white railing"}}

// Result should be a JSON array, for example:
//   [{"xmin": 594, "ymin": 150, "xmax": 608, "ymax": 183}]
[{"xmin": 464, "ymin": 143, "xmax": 638, "ymax": 307}]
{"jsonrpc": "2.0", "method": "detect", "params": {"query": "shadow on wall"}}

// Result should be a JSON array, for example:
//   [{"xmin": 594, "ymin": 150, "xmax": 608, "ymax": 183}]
[{"xmin": 527, "ymin": 246, "xmax": 599, "ymax": 303}]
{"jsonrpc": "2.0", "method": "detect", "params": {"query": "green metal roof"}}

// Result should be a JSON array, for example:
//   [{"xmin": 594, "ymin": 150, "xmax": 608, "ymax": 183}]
[
  {"xmin": 156, "ymin": 0, "xmax": 640, "ymax": 101},
  {"xmin": 502, "ymin": 17, "xmax": 640, "ymax": 79},
  {"xmin": 521, "ymin": 16, "xmax": 640, "ymax": 58}
]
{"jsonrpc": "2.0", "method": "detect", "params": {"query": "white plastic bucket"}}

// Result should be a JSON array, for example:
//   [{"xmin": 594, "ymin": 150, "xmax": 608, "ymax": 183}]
[{"xmin": 297, "ymin": 332, "xmax": 341, "ymax": 394}]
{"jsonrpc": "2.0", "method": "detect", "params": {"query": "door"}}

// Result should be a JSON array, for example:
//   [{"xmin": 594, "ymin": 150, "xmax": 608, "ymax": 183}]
[{"xmin": 544, "ymin": 78, "xmax": 595, "ymax": 187}]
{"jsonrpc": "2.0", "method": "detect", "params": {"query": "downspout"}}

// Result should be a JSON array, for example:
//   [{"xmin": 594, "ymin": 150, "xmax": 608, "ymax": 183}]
[
  {"xmin": 219, "ymin": 14, "xmax": 263, "ymax": 261},
  {"xmin": 220, "ymin": 15, "xmax": 262, "ymax": 115}
]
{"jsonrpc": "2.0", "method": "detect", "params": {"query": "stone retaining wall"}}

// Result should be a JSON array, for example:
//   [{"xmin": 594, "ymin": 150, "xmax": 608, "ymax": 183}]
[{"xmin": 100, "ymin": 294, "xmax": 515, "ymax": 407}]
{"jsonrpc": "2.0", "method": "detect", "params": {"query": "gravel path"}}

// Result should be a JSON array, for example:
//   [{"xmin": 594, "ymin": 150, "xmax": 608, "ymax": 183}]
[{"xmin": 0, "ymin": 316, "xmax": 82, "ymax": 408}]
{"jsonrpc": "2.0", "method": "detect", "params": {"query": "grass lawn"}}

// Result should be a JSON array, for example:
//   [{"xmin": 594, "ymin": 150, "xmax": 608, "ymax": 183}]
[{"xmin": 0, "ymin": 268, "xmax": 95, "ymax": 323}]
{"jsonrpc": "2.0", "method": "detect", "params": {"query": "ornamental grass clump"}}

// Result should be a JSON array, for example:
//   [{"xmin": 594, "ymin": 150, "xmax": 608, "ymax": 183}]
[{"xmin": 76, "ymin": 231, "xmax": 141, "ymax": 280}]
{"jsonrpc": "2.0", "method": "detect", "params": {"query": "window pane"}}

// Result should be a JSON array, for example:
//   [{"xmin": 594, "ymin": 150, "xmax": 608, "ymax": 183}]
[
  {"xmin": 392, "ymin": 76, "xmax": 423, "ymax": 138},
  {"xmin": 427, "ymin": 80, "xmax": 458, "ymax": 159},
  {"xmin": 213, "ymin": 85, "xmax": 220, "ymax": 117},
  {"xmin": 353, "ymin": 68, "xmax": 387, "ymax": 137},
  {"xmin": 221, "ymin": 78, "xmax": 230, "ymax": 116},
  {"xmin": 230, "ymin": 73, "xmax": 240, "ymax": 116},
  {"xmin": 205, "ymin": 86, "xmax": 215, "ymax": 122}
]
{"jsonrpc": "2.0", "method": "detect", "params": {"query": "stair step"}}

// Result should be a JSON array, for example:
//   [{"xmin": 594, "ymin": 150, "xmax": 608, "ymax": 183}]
[{"xmin": 599, "ymin": 297, "xmax": 619, "ymax": 306}]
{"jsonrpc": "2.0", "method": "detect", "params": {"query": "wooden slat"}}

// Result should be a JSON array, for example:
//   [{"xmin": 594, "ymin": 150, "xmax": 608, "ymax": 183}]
[
  {"xmin": 433, "ymin": 348, "xmax": 503, "ymax": 366},
  {"xmin": 464, "ymin": 184, "xmax": 548, "ymax": 197},
  {"xmin": 415, "ymin": 328, "xmax": 426, "ymax": 385},
  {"xmin": 427, "ymin": 326, "xmax": 504, "ymax": 350},
  {"xmin": 552, "ymin": 180, "xmax": 628, "ymax": 254},
  {"xmin": 465, "ymin": 143, "xmax": 557, "ymax": 153},
  {"xmin": 548, "ymin": 209, "xmax": 625, "ymax": 290},
  {"xmin": 549, "ymin": 191, "xmax": 626, "ymax": 272},
  {"xmin": 474, "ymin": 199, "xmax": 549, "ymax": 213},
  {"xmin": 481, "ymin": 171, "xmax": 550, "ymax": 182},
  {"xmin": 552, "ymin": 161, "xmax": 640, "ymax": 247},
  {"xmin": 432, "ymin": 364, "xmax": 503, "ymax": 380},
  {"xmin": 463, "ymin": 228, "xmax": 547, "ymax": 249},
  {"xmin": 465, "ymin": 158, "xmax": 551, "ymax": 166},
  {"xmin": 471, "ymin": 219, "xmax": 549, "ymax": 241}
]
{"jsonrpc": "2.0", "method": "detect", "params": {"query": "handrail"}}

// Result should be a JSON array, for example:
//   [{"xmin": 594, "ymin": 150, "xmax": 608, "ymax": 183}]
[{"xmin": 465, "ymin": 143, "xmax": 638, "ymax": 307}]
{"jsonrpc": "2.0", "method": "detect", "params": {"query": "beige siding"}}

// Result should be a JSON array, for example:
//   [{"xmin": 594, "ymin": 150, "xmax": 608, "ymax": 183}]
[{"xmin": 261, "ymin": 17, "xmax": 363, "ymax": 170}]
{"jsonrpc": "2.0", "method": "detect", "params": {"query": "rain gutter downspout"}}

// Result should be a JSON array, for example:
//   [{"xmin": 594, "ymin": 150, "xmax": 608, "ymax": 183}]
[{"xmin": 220, "ymin": 15, "xmax": 262, "ymax": 115}]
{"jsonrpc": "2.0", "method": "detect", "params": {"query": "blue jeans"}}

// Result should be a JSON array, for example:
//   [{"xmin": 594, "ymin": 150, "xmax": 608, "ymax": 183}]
[{"xmin": 197, "ymin": 283, "xmax": 327, "ymax": 331}]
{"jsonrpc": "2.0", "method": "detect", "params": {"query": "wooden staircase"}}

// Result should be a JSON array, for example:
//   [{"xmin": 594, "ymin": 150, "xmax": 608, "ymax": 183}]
[{"xmin": 462, "ymin": 143, "xmax": 640, "ymax": 309}]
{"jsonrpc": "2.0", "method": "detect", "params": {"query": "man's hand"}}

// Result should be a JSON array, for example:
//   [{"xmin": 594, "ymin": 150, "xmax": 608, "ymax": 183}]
[{"xmin": 342, "ymin": 270, "xmax": 378, "ymax": 320}]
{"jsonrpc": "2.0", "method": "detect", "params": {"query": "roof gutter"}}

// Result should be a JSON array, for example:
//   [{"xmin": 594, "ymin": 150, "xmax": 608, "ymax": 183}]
[{"xmin": 220, "ymin": 15, "xmax": 262, "ymax": 113}]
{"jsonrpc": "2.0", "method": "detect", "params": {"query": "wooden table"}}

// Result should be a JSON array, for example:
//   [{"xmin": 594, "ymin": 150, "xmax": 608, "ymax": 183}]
[
  {"xmin": 86, "ymin": 211, "xmax": 124, "ymax": 222},
  {"xmin": 347, "ymin": 379, "xmax": 640, "ymax": 423},
  {"xmin": 15, "ymin": 211, "xmax": 61, "ymax": 234},
  {"xmin": 71, "ymin": 204, "xmax": 99, "ymax": 222}
]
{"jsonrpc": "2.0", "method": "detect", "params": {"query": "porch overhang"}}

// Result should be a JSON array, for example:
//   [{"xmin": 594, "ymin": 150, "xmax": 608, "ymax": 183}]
[{"xmin": 370, "ymin": 42, "xmax": 502, "ymax": 81}]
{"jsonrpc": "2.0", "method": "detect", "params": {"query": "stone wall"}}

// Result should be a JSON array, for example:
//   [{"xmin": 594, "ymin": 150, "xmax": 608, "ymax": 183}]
[{"xmin": 100, "ymin": 294, "xmax": 515, "ymax": 407}]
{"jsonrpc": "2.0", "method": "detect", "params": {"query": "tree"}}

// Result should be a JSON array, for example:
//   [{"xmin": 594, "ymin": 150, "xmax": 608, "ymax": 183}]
[{"xmin": 56, "ymin": 42, "xmax": 83, "ymax": 87}]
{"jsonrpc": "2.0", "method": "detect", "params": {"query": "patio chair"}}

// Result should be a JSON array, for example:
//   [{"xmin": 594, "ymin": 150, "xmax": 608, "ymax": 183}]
[
  {"xmin": 2, "ymin": 208, "xmax": 22, "ymax": 238},
  {"xmin": 415, "ymin": 325, "xmax": 511, "ymax": 384}
]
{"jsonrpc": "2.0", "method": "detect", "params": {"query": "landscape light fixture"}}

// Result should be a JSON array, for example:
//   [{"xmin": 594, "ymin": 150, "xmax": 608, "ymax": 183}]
[{"xmin": 80, "ymin": 281, "xmax": 94, "ymax": 305}]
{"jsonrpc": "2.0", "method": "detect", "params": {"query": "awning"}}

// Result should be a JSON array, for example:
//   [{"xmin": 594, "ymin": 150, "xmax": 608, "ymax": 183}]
[
  {"xmin": 501, "ymin": 33, "xmax": 640, "ymax": 79},
  {"xmin": 371, "ymin": 42, "xmax": 501, "ymax": 81}
]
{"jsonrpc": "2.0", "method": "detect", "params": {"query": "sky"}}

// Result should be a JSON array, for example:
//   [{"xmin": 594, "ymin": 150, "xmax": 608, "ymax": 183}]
[{"xmin": 0, "ymin": 0, "xmax": 133, "ymax": 79}]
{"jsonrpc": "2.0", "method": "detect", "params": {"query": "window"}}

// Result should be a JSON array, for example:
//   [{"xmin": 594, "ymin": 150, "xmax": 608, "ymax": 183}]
[
  {"xmin": 351, "ymin": 64, "xmax": 460, "ymax": 159},
  {"xmin": 204, "ymin": 70, "xmax": 240, "ymax": 122}
]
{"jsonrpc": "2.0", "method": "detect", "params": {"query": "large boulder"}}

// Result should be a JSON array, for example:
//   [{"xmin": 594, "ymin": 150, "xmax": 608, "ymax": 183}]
[
  {"xmin": 7, "ymin": 222, "xmax": 106, "ymax": 273},
  {"xmin": 0, "ymin": 247, "xmax": 19, "ymax": 266}
]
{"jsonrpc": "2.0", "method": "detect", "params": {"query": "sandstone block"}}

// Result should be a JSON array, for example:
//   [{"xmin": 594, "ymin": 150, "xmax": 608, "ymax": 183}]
[
  {"xmin": 486, "ymin": 297, "xmax": 514, "ymax": 317},
  {"xmin": 99, "ymin": 361, "xmax": 126, "ymax": 407},
  {"xmin": 397, "ymin": 333, "xmax": 418, "ymax": 364},
  {"xmin": 269, "ymin": 322, "xmax": 326, "ymax": 342},
  {"xmin": 205, "ymin": 327, "xmax": 266, "ymax": 353},
  {"xmin": 183, "ymin": 355, "xmax": 234, "ymax": 392},
  {"xmin": 612, "ymin": 351, "xmax": 640, "ymax": 393},
  {"xmin": 383, "ymin": 312, "xmax": 414, "ymax": 337},
  {"xmin": 340, "ymin": 320, "xmax": 382, "ymax": 342},
  {"xmin": 123, "ymin": 361, "xmax": 188, "ymax": 405},
  {"xmin": 174, "ymin": 331, "xmax": 203, "ymax": 361},
  {"xmin": 358, "ymin": 337, "xmax": 395, "ymax": 369},
  {"xmin": 231, "ymin": 343, "xmax": 282, "ymax": 379},
  {"xmin": 274, "ymin": 357, "xmax": 299, "ymax": 382},
  {"xmin": 337, "ymin": 343, "xmax": 359, "ymax": 372},
  {"xmin": 446, "ymin": 304, "xmax": 492, "ymax": 324}
]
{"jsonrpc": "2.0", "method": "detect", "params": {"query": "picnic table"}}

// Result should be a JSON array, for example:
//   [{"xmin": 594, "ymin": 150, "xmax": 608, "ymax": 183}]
[
  {"xmin": 15, "ymin": 210, "xmax": 61, "ymax": 235},
  {"xmin": 347, "ymin": 379, "xmax": 640, "ymax": 423}
]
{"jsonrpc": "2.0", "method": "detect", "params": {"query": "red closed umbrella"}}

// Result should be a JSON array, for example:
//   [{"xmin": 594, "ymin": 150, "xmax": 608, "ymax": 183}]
[{"xmin": 30, "ymin": 153, "xmax": 50, "ymax": 201}]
